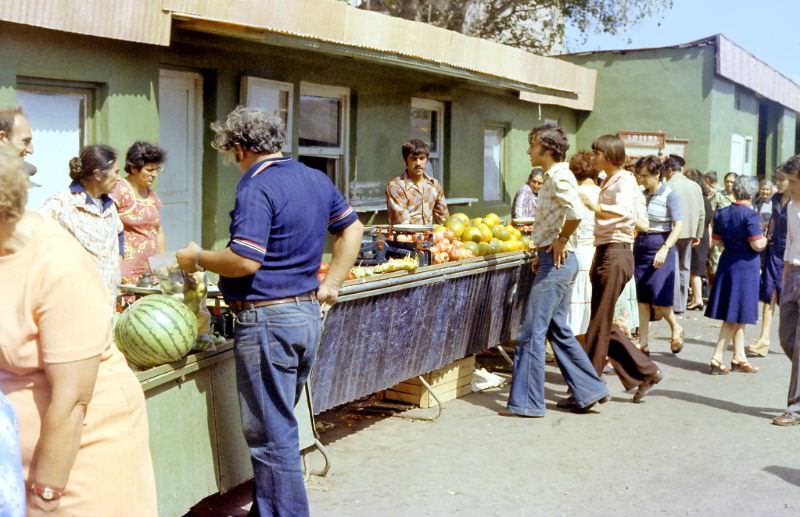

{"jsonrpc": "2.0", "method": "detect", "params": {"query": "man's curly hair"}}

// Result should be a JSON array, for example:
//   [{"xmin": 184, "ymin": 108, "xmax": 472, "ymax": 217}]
[
  {"xmin": 211, "ymin": 105, "xmax": 286, "ymax": 154},
  {"xmin": 0, "ymin": 143, "xmax": 28, "ymax": 225},
  {"xmin": 529, "ymin": 124, "xmax": 569, "ymax": 162},
  {"xmin": 569, "ymin": 151, "xmax": 596, "ymax": 182}
]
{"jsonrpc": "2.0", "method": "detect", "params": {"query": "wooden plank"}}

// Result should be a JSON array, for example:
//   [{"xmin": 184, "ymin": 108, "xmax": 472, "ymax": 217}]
[{"xmin": 386, "ymin": 383, "xmax": 473, "ymax": 408}]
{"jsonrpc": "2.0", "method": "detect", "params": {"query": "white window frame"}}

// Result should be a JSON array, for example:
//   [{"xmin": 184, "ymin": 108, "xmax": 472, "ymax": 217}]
[
  {"xmin": 483, "ymin": 126, "xmax": 506, "ymax": 202},
  {"xmin": 411, "ymin": 97, "xmax": 445, "ymax": 183},
  {"xmin": 298, "ymin": 82, "xmax": 350, "ymax": 193},
  {"xmin": 240, "ymin": 76, "xmax": 294, "ymax": 153}
]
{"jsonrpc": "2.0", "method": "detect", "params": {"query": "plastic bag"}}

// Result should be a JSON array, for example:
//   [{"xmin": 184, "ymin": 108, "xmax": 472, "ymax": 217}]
[{"xmin": 149, "ymin": 253, "xmax": 220, "ymax": 353}]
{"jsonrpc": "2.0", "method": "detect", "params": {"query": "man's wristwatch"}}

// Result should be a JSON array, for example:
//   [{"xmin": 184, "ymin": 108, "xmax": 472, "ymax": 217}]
[
  {"xmin": 556, "ymin": 235, "xmax": 568, "ymax": 243},
  {"xmin": 30, "ymin": 482, "xmax": 64, "ymax": 502}
]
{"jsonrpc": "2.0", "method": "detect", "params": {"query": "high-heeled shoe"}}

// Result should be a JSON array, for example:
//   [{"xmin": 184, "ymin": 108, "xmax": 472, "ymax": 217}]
[
  {"xmin": 686, "ymin": 302, "xmax": 705, "ymax": 311},
  {"xmin": 670, "ymin": 326, "xmax": 684, "ymax": 354},
  {"xmin": 709, "ymin": 359, "xmax": 729, "ymax": 375},
  {"xmin": 731, "ymin": 358, "xmax": 759, "ymax": 373},
  {"xmin": 638, "ymin": 344, "xmax": 650, "ymax": 356}
]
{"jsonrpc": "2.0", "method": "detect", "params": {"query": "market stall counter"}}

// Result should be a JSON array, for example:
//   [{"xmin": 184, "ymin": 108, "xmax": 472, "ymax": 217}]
[{"xmin": 134, "ymin": 251, "xmax": 532, "ymax": 516}]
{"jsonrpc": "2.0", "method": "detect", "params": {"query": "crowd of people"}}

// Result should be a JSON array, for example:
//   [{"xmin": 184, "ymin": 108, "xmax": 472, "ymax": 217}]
[
  {"xmin": 2, "ymin": 103, "xmax": 800, "ymax": 516},
  {"xmin": 505, "ymin": 123, "xmax": 800, "ymax": 432}
]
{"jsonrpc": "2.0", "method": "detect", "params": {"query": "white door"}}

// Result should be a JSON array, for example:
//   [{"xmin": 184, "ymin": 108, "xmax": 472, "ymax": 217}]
[
  {"xmin": 17, "ymin": 89, "xmax": 87, "ymax": 209},
  {"xmin": 730, "ymin": 133, "xmax": 754, "ymax": 175},
  {"xmin": 158, "ymin": 70, "xmax": 203, "ymax": 251}
]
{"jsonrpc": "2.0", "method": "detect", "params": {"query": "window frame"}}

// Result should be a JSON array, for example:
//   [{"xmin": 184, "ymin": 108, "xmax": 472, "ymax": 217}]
[
  {"xmin": 16, "ymin": 77, "xmax": 96, "ymax": 144},
  {"xmin": 298, "ymin": 82, "xmax": 350, "ymax": 194},
  {"xmin": 240, "ymin": 76, "xmax": 294, "ymax": 153},
  {"xmin": 482, "ymin": 125, "xmax": 507, "ymax": 203},
  {"xmin": 410, "ymin": 97, "xmax": 445, "ymax": 183}
]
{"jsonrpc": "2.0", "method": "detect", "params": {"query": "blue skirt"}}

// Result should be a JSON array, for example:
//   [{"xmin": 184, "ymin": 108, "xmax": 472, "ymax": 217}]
[
  {"xmin": 634, "ymin": 232, "xmax": 676, "ymax": 307},
  {"xmin": 759, "ymin": 245, "xmax": 784, "ymax": 303},
  {"xmin": 705, "ymin": 249, "xmax": 760, "ymax": 324}
]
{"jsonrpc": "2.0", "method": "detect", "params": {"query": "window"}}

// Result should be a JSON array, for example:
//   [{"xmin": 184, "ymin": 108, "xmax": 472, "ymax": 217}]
[
  {"xmin": 410, "ymin": 98, "xmax": 444, "ymax": 183},
  {"xmin": 483, "ymin": 127, "xmax": 505, "ymax": 202},
  {"xmin": 240, "ymin": 76, "xmax": 293, "ymax": 152},
  {"xmin": 16, "ymin": 79, "xmax": 94, "ymax": 209},
  {"xmin": 298, "ymin": 83, "xmax": 349, "ymax": 193}
]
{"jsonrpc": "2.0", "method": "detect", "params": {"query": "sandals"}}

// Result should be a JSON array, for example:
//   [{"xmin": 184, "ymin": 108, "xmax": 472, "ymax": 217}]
[
  {"xmin": 731, "ymin": 358, "xmax": 759, "ymax": 373},
  {"xmin": 670, "ymin": 326, "xmax": 685, "ymax": 354},
  {"xmin": 709, "ymin": 359, "xmax": 729, "ymax": 375},
  {"xmin": 686, "ymin": 302, "xmax": 705, "ymax": 311}
]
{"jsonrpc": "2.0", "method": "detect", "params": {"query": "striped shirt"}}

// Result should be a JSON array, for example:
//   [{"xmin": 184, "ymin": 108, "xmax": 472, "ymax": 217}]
[
  {"xmin": 220, "ymin": 156, "xmax": 358, "ymax": 301},
  {"xmin": 644, "ymin": 182, "xmax": 682, "ymax": 233},
  {"xmin": 531, "ymin": 161, "xmax": 583, "ymax": 251}
]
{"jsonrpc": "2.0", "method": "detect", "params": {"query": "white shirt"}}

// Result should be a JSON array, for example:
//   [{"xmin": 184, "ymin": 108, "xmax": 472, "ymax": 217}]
[{"xmin": 784, "ymin": 200, "xmax": 800, "ymax": 265}]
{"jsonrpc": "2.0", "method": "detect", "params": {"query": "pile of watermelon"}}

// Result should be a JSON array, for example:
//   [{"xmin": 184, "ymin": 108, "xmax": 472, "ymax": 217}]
[{"xmin": 114, "ymin": 294, "xmax": 198, "ymax": 369}]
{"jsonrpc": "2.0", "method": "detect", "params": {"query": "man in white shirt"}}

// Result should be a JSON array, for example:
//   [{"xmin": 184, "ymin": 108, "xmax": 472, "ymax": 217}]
[{"xmin": 775, "ymin": 154, "xmax": 800, "ymax": 426}]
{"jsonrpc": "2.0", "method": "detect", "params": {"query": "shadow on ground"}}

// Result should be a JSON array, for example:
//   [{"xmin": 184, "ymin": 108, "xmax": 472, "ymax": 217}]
[
  {"xmin": 763, "ymin": 466, "xmax": 800, "ymax": 488},
  {"xmin": 651, "ymin": 388, "xmax": 783, "ymax": 419}
]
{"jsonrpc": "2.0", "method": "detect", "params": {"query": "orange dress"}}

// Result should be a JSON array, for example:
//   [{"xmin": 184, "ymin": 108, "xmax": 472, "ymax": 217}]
[
  {"xmin": 0, "ymin": 215, "xmax": 157, "ymax": 516},
  {"xmin": 111, "ymin": 178, "xmax": 163, "ymax": 283}
]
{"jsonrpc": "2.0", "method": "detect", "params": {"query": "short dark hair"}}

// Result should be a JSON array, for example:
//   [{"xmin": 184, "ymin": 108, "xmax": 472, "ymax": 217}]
[
  {"xmin": 401, "ymin": 139, "xmax": 429, "ymax": 160},
  {"xmin": 529, "ymin": 124, "xmax": 569, "ymax": 162},
  {"xmin": 684, "ymin": 168, "xmax": 701, "ymax": 181},
  {"xmin": 69, "ymin": 144, "xmax": 117, "ymax": 183},
  {"xmin": 125, "ymin": 141, "xmax": 166, "ymax": 174},
  {"xmin": 591, "ymin": 135, "xmax": 626, "ymax": 167},
  {"xmin": 634, "ymin": 155, "xmax": 666, "ymax": 179},
  {"xmin": 528, "ymin": 167, "xmax": 544, "ymax": 182},
  {"xmin": 663, "ymin": 154, "xmax": 685, "ymax": 172},
  {"xmin": 724, "ymin": 172, "xmax": 738, "ymax": 182},
  {"xmin": 569, "ymin": 151, "xmax": 597, "ymax": 182},
  {"xmin": 0, "ymin": 106, "xmax": 25, "ymax": 136},
  {"xmin": 778, "ymin": 155, "xmax": 800, "ymax": 176},
  {"xmin": 703, "ymin": 171, "xmax": 718, "ymax": 184}
]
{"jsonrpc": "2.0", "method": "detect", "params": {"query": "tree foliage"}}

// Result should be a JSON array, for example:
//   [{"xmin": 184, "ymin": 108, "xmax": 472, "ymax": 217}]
[{"xmin": 346, "ymin": 0, "xmax": 673, "ymax": 54}]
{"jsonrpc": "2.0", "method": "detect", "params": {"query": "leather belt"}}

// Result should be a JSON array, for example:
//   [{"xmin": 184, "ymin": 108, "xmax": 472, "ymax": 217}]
[{"xmin": 228, "ymin": 292, "xmax": 317, "ymax": 314}]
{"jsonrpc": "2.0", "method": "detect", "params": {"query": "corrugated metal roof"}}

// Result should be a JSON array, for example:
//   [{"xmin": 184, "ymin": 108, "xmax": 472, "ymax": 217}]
[
  {"xmin": 559, "ymin": 34, "xmax": 800, "ymax": 113},
  {"xmin": 0, "ymin": 0, "xmax": 171, "ymax": 46}
]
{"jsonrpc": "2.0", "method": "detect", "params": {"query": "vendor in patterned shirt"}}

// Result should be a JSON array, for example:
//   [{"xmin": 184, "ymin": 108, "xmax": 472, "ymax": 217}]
[{"xmin": 386, "ymin": 139, "xmax": 449, "ymax": 225}]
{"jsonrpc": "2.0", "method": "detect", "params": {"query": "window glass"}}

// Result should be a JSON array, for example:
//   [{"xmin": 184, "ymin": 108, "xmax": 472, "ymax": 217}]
[
  {"xmin": 299, "ymin": 95, "xmax": 341, "ymax": 147},
  {"xmin": 483, "ymin": 128, "xmax": 504, "ymax": 201},
  {"xmin": 411, "ymin": 108, "xmax": 438, "ymax": 152}
]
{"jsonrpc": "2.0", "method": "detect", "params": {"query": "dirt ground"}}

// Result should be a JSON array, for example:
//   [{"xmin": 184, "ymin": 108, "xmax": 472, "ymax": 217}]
[{"xmin": 187, "ymin": 310, "xmax": 800, "ymax": 517}]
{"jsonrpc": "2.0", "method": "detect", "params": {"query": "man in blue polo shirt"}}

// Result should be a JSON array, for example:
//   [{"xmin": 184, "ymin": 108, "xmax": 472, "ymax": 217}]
[{"xmin": 176, "ymin": 106, "xmax": 363, "ymax": 516}]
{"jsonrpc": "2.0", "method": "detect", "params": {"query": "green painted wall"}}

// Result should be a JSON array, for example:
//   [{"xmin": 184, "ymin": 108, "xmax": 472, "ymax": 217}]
[
  {"xmin": 778, "ymin": 108, "xmax": 798, "ymax": 165},
  {"xmin": 0, "ymin": 22, "xmax": 160, "ymax": 154},
  {"xmin": 708, "ymin": 77, "xmax": 759, "ymax": 174},
  {"xmin": 2, "ymin": 23, "xmax": 580, "ymax": 248},
  {"xmin": 565, "ymin": 46, "xmax": 714, "ymax": 168}
]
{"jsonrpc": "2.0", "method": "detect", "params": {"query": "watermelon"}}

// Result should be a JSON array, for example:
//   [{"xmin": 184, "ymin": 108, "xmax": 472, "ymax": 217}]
[{"xmin": 115, "ymin": 294, "xmax": 198, "ymax": 369}]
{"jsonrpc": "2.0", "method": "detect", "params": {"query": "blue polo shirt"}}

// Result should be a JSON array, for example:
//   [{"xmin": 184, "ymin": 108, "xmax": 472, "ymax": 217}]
[{"xmin": 219, "ymin": 156, "xmax": 358, "ymax": 301}]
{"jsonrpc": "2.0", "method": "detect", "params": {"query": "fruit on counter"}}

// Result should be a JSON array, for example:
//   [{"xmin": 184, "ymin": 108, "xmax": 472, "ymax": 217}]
[
  {"xmin": 471, "ymin": 217, "xmax": 483, "ymax": 227},
  {"xmin": 450, "ymin": 213, "xmax": 470, "ymax": 226},
  {"xmin": 477, "ymin": 223, "xmax": 492, "ymax": 243},
  {"xmin": 462, "ymin": 226, "xmax": 482, "ymax": 243},
  {"xmin": 114, "ymin": 294, "xmax": 198, "ymax": 369},
  {"xmin": 463, "ymin": 241, "xmax": 480, "ymax": 257},
  {"xmin": 444, "ymin": 217, "xmax": 465, "ymax": 238},
  {"xmin": 374, "ymin": 256, "xmax": 419, "ymax": 274},
  {"xmin": 477, "ymin": 242, "xmax": 492, "ymax": 256},
  {"xmin": 483, "ymin": 213, "xmax": 501, "ymax": 226}
]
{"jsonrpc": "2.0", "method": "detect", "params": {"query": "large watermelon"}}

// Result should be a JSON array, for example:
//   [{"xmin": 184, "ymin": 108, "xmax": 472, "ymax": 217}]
[{"xmin": 115, "ymin": 294, "xmax": 198, "ymax": 369}]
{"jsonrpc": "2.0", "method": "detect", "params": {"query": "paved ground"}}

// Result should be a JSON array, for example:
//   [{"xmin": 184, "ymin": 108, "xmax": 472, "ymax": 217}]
[{"xmin": 188, "ymin": 310, "xmax": 800, "ymax": 517}]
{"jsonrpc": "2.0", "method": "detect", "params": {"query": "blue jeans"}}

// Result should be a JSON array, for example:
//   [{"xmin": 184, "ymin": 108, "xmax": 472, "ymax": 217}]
[
  {"xmin": 508, "ymin": 252, "xmax": 608, "ymax": 416},
  {"xmin": 233, "ymin": 299, "xmax": 321, "ymax": 517}
]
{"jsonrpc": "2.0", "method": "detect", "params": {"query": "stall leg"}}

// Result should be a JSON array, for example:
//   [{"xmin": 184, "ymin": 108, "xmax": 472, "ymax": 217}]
[
  {"xmin": 496, "ymin": 345, "xmax": 514, "ymax": 367},
  {"xmin": 392, "ymin": 375, "xmax": 442, "ymax": 422}
]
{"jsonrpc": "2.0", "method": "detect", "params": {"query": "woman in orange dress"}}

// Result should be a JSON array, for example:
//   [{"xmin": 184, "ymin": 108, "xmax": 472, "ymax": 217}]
[
  {"xmin": 0, "ymin": 145, "xmax": 157, "ymax": 516},
  {"xmin": 112, "ymin": 141, "xmax": 166, "ymax": 283}
]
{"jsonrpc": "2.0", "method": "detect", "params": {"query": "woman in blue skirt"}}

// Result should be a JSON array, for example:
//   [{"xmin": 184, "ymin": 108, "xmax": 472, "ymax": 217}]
[
  {"xmin": 705, "ymin": 176, "xmax": 767, "ymax": 374},
  {"xmin": 633, "ymin": 156, "xmax": 684, "ymax": 355},
  {"xmin": 749, "ymin": 172, "xmax": 789, "ymax": 357}
]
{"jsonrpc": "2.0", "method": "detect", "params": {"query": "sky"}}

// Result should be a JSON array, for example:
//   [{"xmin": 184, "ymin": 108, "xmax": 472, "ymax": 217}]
[{"xmin": 565, "ymin": 0, "xmax": 800, "ymax": 84}]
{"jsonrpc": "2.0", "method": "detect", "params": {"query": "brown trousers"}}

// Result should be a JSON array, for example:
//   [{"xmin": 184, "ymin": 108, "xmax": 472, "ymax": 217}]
[{"xmin": 585, "ymin": 243, "xmax": 659, "ymax": 390}]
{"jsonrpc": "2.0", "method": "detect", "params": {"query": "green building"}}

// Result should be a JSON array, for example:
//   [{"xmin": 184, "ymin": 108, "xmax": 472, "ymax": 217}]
[
  {"xmin": 1, "ymin": 0, "xmax": 596, "ymax": 253},
  {"xmin": 562, "ymin": 35, "xmax": 800, "ymax": 178}
]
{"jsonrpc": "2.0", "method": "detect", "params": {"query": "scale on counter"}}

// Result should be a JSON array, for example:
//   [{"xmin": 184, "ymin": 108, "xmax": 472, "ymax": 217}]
[{"xmin": 357, "ymin": 224, "xmax": 435, "ymax": 267}]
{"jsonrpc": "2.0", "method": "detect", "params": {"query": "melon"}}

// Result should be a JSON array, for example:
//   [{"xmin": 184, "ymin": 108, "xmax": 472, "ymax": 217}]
[{"xmin": 115, "ymin": 294, "xmax": 198, "ymax": 369}]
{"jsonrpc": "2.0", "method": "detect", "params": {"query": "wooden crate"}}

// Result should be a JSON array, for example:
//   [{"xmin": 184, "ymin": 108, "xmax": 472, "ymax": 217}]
[{"xmin": 385, "ymin": 356, "xmax": 475, "ymax": 408}]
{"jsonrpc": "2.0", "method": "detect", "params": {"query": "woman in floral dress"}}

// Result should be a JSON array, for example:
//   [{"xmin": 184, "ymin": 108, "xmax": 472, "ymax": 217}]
[{"xmin": 112, "ymin": 141, "xmax": 167, "ymax": 283}]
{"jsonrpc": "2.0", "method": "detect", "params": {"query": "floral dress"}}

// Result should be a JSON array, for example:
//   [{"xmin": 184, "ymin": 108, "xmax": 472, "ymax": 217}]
[{"xmin": 111, "ymin": 178, "xmax": 163, "ymax": 283}]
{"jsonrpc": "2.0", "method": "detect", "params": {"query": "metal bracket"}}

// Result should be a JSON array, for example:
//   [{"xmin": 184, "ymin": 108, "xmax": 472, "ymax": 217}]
[
  {"xmin": 495, "ymin": 345, "xmax": 514, "ymax": 367},
  {"xmin": 393, "ymin": 375, "xmax": 442, "ymax": 422},
  {"xmin": 301, "ymin": 439, "xmax": 332, "ymax": 480}
]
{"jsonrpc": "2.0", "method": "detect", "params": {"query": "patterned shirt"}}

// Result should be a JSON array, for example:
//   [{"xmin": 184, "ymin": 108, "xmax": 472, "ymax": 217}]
[
  {"xmin": 41, "ymin": 182, "xmax": 123, "ymax": 309},
  {"xmin": 386, "ymin": 171, "xmax": 449, "ymax": 225},
  {"xmin": 512, "ymin": 183, "xmax": 537, "ymax": 219},
  {"xmin": 644, "ymin": 182, "xmax": 682, "ymax": 233},
  {"xmin": 531, "ymin": 161, "xmax": 583, "ymax": 251},
  {"xmin": 111, "ymin": 178, "xmax": 163, "ymax": 283},
  {"xmin": 594, "ymin": 169, "xmax": 639, "ymax": 245}
]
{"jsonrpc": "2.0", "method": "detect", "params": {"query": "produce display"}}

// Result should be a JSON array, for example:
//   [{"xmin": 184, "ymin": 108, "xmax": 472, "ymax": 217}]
[
  {"xmin": 430, "ymin": 212, "xmax": 529, "ymax": 264},
  {"xmin": 114, "ymin": 294, "xmax": 199, "ymax": 369},
  {"xmin": 153, "ymin": 265, "xmax": 216, "ymax": 352},
  {"xmin": 318, "ymin": 256, "xmax": 419, "ymax": 282}
]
